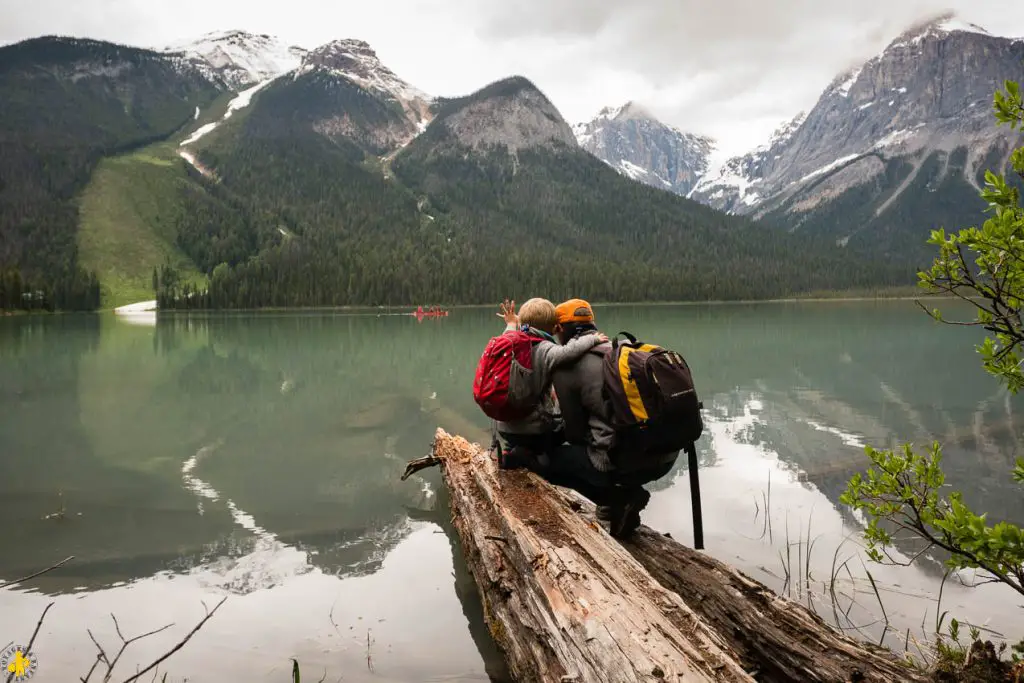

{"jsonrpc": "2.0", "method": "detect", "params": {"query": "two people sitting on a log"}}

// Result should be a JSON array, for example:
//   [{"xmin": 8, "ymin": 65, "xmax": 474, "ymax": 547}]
[{"xmin": 476, "ymin": 297, "xmax": 682, "ymax": 538}]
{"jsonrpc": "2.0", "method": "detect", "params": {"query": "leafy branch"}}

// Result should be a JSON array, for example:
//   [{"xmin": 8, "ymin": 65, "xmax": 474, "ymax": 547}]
[
  {"xmin": 840, "ymin": 442, "xmax": 1024, "ymax": 598},
  {"xmin": 843, "ymin": 79, "xmax": 1024, "ymax": 656}
]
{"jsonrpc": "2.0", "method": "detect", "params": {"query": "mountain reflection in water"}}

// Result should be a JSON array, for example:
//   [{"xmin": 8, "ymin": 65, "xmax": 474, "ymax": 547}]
[{"xmin": 1, "ymin": 301, "xmax": 1022, "ymax": 679}]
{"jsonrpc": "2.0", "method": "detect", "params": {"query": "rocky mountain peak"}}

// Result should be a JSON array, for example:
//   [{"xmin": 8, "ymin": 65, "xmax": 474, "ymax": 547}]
[
  {"xmin": 690, "ymin": 12, "xmax": 1024, "ymax": 216},
  {"xmin": 891, "ymin": 12, "xmax": 991, "ymax": 46},
  {"xmin": 301, "ymin": 39, "xmax": 378, "ymax": 72},
  {"xmin": 573, "ymin": 101, "xmax": 715, "ymax": 196},
  {"xmin": 297, "ymin": 38, "xmax": 431, "ymax": 122},
  {"xmin": 433, "ymin": 76, "xmax": 577, "ymax": 153},
  {"xmin": 822, "ymin": 13, "xmax": 1005, "ymax": 102},
  {"xmin": 593, "ymin": 101, "xmax": 650, "ymax": 122}
]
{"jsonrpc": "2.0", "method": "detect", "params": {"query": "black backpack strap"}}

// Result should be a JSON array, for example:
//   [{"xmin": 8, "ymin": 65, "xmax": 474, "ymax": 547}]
[
  {"xmin": 611, "ymin": 331, "xmax": 639, "ymax": 351},
  {"xmin": 490, "ymin": 420, "xmax": 502, "ymax": 459}
]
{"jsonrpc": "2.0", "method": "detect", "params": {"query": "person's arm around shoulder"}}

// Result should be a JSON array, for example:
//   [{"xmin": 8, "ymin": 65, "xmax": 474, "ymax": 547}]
[{"xmin": 535, "ymin": 331, "xmax": 608, "ymax": 373}]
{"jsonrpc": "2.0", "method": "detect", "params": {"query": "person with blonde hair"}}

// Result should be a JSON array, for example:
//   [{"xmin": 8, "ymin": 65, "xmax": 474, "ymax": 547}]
[{"xmin": 491, "ymin": 297, "xmax": 608, "ymax": 469}]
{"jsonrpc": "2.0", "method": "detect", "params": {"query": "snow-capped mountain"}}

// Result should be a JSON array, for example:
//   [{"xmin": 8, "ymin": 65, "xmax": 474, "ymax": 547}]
[
  {"xmin": 687, "ymin": 111, "xmax": 806, "ymax": 211},
  {"xmin": 573, "ymin": 102, "xmax": 715, "ymax": 196},
  {"xmin": 296, "ymin": 39, "xmax": 433, "ymax": 131},
  {"xmin": 689, "ymin": 12, "xmax": 1024, "ymax": 225},
  {"xmin": 162, "ymin": 30, "xmax": 307, "ymax": 90}
]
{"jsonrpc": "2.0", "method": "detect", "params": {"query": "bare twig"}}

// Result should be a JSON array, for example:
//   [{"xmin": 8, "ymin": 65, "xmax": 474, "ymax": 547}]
[
  {"xmin": 81, "ymin": 629, "xmax": 109, "ymax": 682},
  {"xmin": 0, "ymin": 556, "xmax": 74, "ymax": 589},
  {"xmin": 104, "ymin": 615, "xmax": 175, "ymax": 679},
  {"xmin": 5, "ymin": 602, "xmax": 54, "ymax": 683},
  {"xmin": 118, "ymin": 596, "xmax": 227, "ymax": 683}
]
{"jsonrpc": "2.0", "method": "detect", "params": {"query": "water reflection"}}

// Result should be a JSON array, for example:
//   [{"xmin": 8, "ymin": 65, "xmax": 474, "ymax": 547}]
[
  {"xmin": 1, "ymin": 312, "xmax": 499, "ymax": 681},
  {"xmin": 1, "ymin": 301, "xmax": 1022, "ymax": 679}
]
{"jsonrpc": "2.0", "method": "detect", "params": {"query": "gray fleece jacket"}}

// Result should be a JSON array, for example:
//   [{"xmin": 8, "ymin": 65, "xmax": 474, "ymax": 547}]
[
  {"xmin": 495, "ymin": 323, "xmax": 604, "ymax": 435},
  {"xmin": 550, "ymin": 334, "xmax": 617, "ymax": 471},
  {"xmin": 551, "ymin": 329, "xmax": 679, "ymax": 473}
]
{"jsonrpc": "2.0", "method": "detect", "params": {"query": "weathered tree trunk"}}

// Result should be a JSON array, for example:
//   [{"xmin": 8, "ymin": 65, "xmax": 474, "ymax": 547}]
[
  {"xmin": 406, "ymin": 429, "xmax": 930, "ymax": 683},
  {"xmin": 404, "ymin": 429, "xmax": 756, "ymax": 683},
  {"xmin": 547, "ymin": 490, "xmax": 930, "ymax": 683}
]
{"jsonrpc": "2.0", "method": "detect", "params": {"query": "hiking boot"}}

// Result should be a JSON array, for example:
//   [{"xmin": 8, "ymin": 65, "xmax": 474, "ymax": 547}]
[
  {"xmin": 609, "ymin": 487, "xmax": 651, "ymax": 539},
  {"xmin": 498, "ymin": 445, "xmax": 536, "ymax": 470}
]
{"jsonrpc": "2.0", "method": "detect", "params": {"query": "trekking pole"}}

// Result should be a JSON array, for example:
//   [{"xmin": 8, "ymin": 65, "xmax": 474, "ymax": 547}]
[{"xmin": 686, "ymin": 441, "xmax": 704, "ymax": 550}]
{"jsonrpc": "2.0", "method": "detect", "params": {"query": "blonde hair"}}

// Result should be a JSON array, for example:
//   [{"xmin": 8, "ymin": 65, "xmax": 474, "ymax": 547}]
[{"xmin": 518, "ymin": 298, "xmax": 558, "ymax": 333}]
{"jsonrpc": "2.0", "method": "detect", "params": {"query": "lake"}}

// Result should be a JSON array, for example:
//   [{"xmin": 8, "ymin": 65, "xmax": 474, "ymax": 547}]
[{"xmin": 2, "ymin": 300, "xmax": 1023, "ymax": 681}]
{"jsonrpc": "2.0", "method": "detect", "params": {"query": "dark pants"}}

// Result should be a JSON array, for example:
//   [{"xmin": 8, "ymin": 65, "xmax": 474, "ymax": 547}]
[{"xmin": 498, "ymin": 430, "xmax": 676, "ymax": 506}]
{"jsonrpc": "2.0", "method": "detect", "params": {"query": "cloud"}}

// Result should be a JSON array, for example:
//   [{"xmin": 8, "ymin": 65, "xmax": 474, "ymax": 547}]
[{"xmin": 454, "ymin": 0, "xmax": 1024, "ymax": 155}]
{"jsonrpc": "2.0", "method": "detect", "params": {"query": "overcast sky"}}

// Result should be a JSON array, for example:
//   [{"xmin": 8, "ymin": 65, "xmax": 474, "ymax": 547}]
[{"xmin": 3, "ymin": 0, "xmax": 1024, "ymax": 157}]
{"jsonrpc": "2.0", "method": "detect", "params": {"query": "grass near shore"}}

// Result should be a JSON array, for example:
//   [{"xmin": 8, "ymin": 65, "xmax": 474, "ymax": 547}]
[{"xmin": 77, "ymin": 140, "xmax": 206, "ymax": 309}]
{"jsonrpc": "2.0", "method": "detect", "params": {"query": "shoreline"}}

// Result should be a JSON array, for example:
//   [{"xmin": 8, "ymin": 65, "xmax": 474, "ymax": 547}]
[{"xmin": 2, "ymin": 291, "xmax": 972, "ymax": 317}]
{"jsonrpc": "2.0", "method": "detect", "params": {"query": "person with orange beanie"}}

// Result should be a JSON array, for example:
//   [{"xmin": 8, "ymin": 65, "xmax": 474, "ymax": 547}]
[{"xmin": 541, "ymin": 298, "xmax": 679, "ymax": 538}]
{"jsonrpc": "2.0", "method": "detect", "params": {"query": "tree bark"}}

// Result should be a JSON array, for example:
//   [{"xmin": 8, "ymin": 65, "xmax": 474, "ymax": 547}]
[
  {"xmin": 407, "ymin": 429, "xmax": 931, "ymax": 683},
  {"xmin": 567, "ymin": 495, "xmax": 930, "ymax": 683},
  {"xmin": 406, "ymin": 429, "xmax": 756, "ymax": 683}
]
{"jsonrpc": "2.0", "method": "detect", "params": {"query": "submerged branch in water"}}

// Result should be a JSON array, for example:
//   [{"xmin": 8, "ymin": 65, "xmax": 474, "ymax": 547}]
[
  {"xmin": 401, "ymin": 454, "xmax": 441, "ymax": 480},
  {"xmin": 0, "ymin": 555, "xmax": 74, "ymax": 589}
]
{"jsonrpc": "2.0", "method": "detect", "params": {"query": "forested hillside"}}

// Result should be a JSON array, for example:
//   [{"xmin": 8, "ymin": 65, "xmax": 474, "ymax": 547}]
[
  {"xmin": 1, "ymin": 37, "xmax": 924, "ymax": 312},
  {"xmin": 0, "ymin": 37, "xmax": 221, "ymax": 310},
  {"xmin": 158, "ymin": 75, "xmax": 913, "ymax": 309}
]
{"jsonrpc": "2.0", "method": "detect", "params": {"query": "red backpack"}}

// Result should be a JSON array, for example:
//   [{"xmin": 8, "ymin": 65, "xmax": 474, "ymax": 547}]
[{"xmin": 473, "ymin": 330, "xmax": 540, "ymax": 421}]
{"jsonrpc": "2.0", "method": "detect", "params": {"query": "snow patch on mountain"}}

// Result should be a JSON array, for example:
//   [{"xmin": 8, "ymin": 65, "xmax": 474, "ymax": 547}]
[
  {"xmin": 796, "ymin": 153, "xmax": 862, "ymax": 184},
  {"xmin": 162, "ymin": 30, "xmax": 306, "ymax": 89},
  {"xmin": 689, "ymin": 110, "xmax": 805, "ymax": 202},
  {"xmin": 615, "ymin": 159, "xmax": 671, "ymax": 187},
  {"xmin": 180, "ymin": 79, "xmax": 272, "ymax": 147},
  {"xmin": 180, "ymin": 122, "xmax": 218, "ymax": 147},
  {"xmin": 831, "ymin": 68, "xmax": 862, "ymax": 98},
  {"xmin": 178, "ymin": 78, "xmax": 276, "ymax": 176}
]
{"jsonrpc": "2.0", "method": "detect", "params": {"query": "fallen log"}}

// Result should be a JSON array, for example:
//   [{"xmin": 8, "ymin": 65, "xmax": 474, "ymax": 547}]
[
  {"xmin": 404, "ymin": 430, "xmax": 929, "ymax": 683},
  {"xmin": 403, "ymin": 429, "xmax": 757, "ymax": 683},
  {"xmin": 547, "ymin": 493, "xmax": 929, "ymax": 683}
]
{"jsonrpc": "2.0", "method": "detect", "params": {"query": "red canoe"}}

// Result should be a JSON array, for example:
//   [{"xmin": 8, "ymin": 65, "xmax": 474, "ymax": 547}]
[{"xmin": 413, "ymin": 306, "xmax": 449, "ymax": 320}]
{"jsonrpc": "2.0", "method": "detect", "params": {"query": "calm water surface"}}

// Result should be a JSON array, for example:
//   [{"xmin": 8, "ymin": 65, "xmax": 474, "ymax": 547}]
[{"xmin": 2, "ymin": 301, "xmax": 1023, "ymax": 681}]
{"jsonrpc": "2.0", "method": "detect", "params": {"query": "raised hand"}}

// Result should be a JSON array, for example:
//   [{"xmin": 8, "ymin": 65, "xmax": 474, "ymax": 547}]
[{"xmin": 497, "ymin": 298, "xmax": 519, "ymax": 326}]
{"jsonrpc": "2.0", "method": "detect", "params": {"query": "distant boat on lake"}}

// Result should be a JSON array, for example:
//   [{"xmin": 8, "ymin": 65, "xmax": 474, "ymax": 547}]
[{"xmin": 413, "ymin": 305, "xmax": 449, "ymax": 321}]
